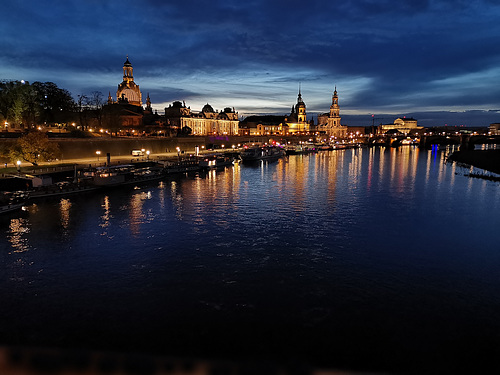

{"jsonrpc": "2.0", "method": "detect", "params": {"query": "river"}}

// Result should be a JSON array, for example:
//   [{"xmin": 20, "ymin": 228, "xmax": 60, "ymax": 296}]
[{"xmin": 1, "ymin": 146, "xmax": 500, "ymax": 373}]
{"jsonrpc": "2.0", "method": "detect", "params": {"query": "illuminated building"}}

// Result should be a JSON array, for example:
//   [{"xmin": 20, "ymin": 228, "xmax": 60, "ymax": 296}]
[
  {"xmin": 238, "ymin": 115, "xmax": 286, "ymax": 135},
  {"xmin": 102, "ymin": 57, "xmax": 149, "ymax": 131},
  {"xmin": 164, "ymin": 101, "xmax": 239, "ymax": 135},
  {"xmin": 284, "ymin": 88, "xmax": 310, "ymax": 133},
  {"xmin": 115, "ymin": 56, "xmax": 142, "ymax": 106},
  {"xmin": 379, "ymin": 117, "xmax": 423, "ymax": 134},
  {"xmin": 489, "ymin": 123, "xmax": 500, "ymax": 135},
  {"xmin": 317, "ymin": 87, "xmax": 348, "ymax": 138}
]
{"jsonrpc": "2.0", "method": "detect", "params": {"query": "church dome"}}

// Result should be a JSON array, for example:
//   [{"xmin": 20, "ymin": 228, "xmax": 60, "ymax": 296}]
[
  {"xmin": 120, "ymin": 88, "xmax": 141, "ymax": 103},
  {"xmin": 202, "ymin": 103, "xmax": 214, "ymax": 113}
]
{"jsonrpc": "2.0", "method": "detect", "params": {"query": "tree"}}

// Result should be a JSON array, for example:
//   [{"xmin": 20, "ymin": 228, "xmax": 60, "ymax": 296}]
[
  {"xmin": 9, "ymin": 131, "xmax": 60, "ymax": 166},
  {"xmin": 88, "ymin": 91, "xmax": 105, "ymax": 128},
  {"xmin": 0, "ymin": 80, "xmax": 75, "ymax": 128},
  {"xmin": 32, "ymin": 82, "xmax": 76, "ymax": 124},
  {"xmin": 0, "ymin": 80, "xmax": 39, "ymax": 128}
]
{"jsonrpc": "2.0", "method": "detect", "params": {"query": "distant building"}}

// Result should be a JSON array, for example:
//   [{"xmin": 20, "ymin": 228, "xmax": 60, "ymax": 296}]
[
  {"xmin": 317, "ymin": 87, "xmax": 347, "ymax": 138},
  {"xmin": 164, "ymin": 101, "xmax": 239, "ymax": 136},
  {"xmin": 490, "ymin": 123, "xmax": 500, "ymax": 135},
  {"xmin": 238, "ymin": 115, "xmax": 286, "ymax": 135},
  {"xmin": 379, "ymin": 117, "xmax": 423, "ymax": 134}
]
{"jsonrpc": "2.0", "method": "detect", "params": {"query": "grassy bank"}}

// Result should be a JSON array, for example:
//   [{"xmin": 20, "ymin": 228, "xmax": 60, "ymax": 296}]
[{"xmin": 448, "ymin": 149, "xmax": 500, "ymax": 174}]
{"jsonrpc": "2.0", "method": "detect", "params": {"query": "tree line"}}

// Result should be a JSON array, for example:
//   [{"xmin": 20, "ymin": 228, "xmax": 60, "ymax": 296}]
[
  {"xmin": 0, "ymin": 80, "xmax": 105, "ymax": 130},
  {"xmin": 0, "ymin": 80, "xmax": 107, "ymax": 166}
]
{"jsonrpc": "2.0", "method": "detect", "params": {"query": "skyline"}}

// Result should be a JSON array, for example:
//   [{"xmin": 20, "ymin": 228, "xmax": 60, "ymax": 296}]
[{"xmin": 1, "ymin": 0, "xmax": 500, "ymax": 127}]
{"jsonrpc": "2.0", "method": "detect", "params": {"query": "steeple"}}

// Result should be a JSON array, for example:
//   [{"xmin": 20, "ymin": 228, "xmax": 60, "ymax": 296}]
[
  {"xmin": 297, "ymin": 83, "xmax": 303, "ymax": 104},
  {"xmin": 295, "ymin": 84, "xmax": 306, "ymax": 123},
  {"xmin": 329, "ymin": 85, "xmax": 341, "ymax": 125},
  {"xmin": 146, "ymin": 93, "xmax": 152, "ymax": 111},
  {"xmin": 107, "ymin": 92, "xmax": 113, "ymax": 105}
]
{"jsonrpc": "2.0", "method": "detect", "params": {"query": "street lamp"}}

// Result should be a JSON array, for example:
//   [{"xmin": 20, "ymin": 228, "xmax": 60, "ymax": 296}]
[
  {"xmin": 176, "ymin": 147, "xmax": 181, "ymax": 160},
  {"xmin": 146, "ymin": 150, "xmax": 150, "ymax": 160},
  {"xmin": 16, "ymin": 160, "xmax": 21, "ymax": 173},
  {"xmin": 96, "ymin": 150, "xmax": 101, "ymax": 161}
]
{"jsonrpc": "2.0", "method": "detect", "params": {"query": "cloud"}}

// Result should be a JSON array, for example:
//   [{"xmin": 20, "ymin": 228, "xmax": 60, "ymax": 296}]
[{"xmin": 1, "ymin": 0, "xmax": 500, "ymax": 126}]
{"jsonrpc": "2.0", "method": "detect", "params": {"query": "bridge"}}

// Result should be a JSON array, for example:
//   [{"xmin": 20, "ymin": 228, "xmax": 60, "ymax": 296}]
[
  {"xmin": 419, "ymin": 134, "xmax": 500, "ymax": 150},
  {"xmin": 367, "ymin": 133, "xmax": 500, "ymax": 149}
]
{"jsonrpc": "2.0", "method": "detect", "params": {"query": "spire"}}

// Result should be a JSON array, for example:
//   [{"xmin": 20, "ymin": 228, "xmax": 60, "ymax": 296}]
[
  {"xmin": 297, "ymin": 83, "xmax": 303, "ymax": 103},
  {"xmin": 124, "ymin": 55, "xmax": 132, "ymax": 66}
]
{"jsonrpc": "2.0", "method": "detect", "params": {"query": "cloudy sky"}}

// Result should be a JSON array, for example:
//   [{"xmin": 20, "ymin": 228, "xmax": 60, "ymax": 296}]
[{"xmin": 1, "ymin": 0, "xmax": 500, "ymax": 126}]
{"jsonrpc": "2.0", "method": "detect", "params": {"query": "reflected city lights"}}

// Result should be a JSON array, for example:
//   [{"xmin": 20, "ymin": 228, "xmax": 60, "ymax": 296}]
[
  {"xmin": 100, "ymin": 195, "xmax": 111, "ymax": 236},
  {"xmin": 8, "ymin": 218, "xmax": 31, "ymax": 253},
  {"xmin": 59, "ymin": 198, "xmax": 72, "ymax": 233}
]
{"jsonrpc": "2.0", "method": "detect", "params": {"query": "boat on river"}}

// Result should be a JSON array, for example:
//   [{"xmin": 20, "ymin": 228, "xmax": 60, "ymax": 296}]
[
  {"xmin": 0, "ymin": 191, "xmax": 28, "ymax": 214},
  {"xmin": 161, "ymin": 158, "xmax": 201, "ymax": 174},
  {"xmin": 315, "ymin": 143, "xmax": 334, "ymax": 151},
  {"xmin": 28, "ymin": 182, "xmax": 99, "ymax": 200},
  {"xmin": 284, "ymin": 144, "xmax": 317, "ymax": 155},
  {"xmin": 240, "ymin": 146, "xmax": 285, "ymax": 162},
  {"xmin": 198, "ymin": 154, "xmax": 235, "ymax": 169},
  {"xmin": 84, "ymin": 163, "xmax": 165, "ymax": 187}
]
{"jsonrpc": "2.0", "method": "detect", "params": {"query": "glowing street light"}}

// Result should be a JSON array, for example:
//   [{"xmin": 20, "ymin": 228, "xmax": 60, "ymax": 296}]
[
  {"xmin": 16, "ymin": 160, "xmax": 21, "ymax": 173},
  {"xmin": 96, "ymin": 150, "xmax": 101, "ymax": 161},
  {"xmin": 146, "ymin": 150, "xmax": 150, "ymax": 160}
]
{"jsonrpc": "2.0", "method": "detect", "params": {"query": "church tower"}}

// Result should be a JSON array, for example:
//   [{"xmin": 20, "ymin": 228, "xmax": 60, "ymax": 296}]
[
  {"xmin": 329, "ymin": 86, "xmax": 341, "ymax": 126},
  {"xmin": 116, "ymin": 56, "xmax": 142, "ymax": 106},
  {"xmin": 296, "ymin": 87, "xmax": 307, "ymax": 124},
  {"xmin": 327, "ymin": 86, "xmax": 346, "ymax": 138}
]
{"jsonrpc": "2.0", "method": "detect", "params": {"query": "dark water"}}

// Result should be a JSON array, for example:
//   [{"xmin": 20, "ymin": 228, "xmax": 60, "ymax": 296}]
[{"xmin": 1, "ymin": 146, "xmax": 500, "ymax": 373}]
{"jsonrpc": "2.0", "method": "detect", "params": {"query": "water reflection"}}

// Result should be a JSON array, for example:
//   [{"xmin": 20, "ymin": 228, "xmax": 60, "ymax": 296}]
[
  {"xmin": 100, "ymin": 195, "xmax": 111, "ymax": 236},
  {"xmin": 170, "ymin": 180, "xmax": 184, "ymax": 221},
  {"xmin": 128, "ymin": 190, "xmax": 153, "ymax": 236},
  {"xmin": 59, "ymin": 198, "xmax": 72, "ymax": 236},
  {"xmin": 7, "ymin": 218, "xmax": 31, "ymax": 253}
]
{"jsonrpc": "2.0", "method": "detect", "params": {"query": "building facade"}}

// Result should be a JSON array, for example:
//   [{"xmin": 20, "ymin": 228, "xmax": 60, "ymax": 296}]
[
  {"xmin": 489, "ymin": 123, "xmax": 500, "ymax": 135},
  {"xmin": 238, "ymin": 115, "xmax": 286, "ymax": 135},
  {"xmin": 164, "ymin": 101, "xmax": 239, "ymax": 136},
  {"xmin": 379, "ymin": 117, "xmax": 423, "ymax": 134}
]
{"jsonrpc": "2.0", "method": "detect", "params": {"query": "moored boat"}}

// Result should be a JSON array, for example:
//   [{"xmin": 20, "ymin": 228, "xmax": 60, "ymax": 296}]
[
  {"xmin": 198, "ymin": 154, "xmax": 234, "ymax": 169},
  {"xmin": 161, "ymin": 158, "xmax": 201, "ymax": 174},
  {"xmin": 0, "ymin": 191, "xmax": 29, "ymax": 214},
  {"xmin": 240, "ymin": 146, "xmax": 285, "ymax": 162},
  {"xmin": 84, "ymin": 163, "xmax": 165, "ymax": 187}
]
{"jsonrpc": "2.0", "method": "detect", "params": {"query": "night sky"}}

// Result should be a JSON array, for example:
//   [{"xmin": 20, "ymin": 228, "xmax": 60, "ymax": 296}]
[{"xmin": 2, "ymin": 0, "xmax": 500, "ymax": 126}]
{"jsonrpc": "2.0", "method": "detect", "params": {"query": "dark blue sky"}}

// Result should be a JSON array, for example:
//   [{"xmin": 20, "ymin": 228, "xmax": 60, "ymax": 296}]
[{"xmin": 2, "ymin": 0, "xmax": 500, "ymax": 126}]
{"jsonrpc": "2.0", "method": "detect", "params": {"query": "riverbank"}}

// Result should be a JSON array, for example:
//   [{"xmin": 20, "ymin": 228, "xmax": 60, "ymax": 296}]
[{"xmin": 448, "ymin": 149, "xmax": 500, "ymax": 174}]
